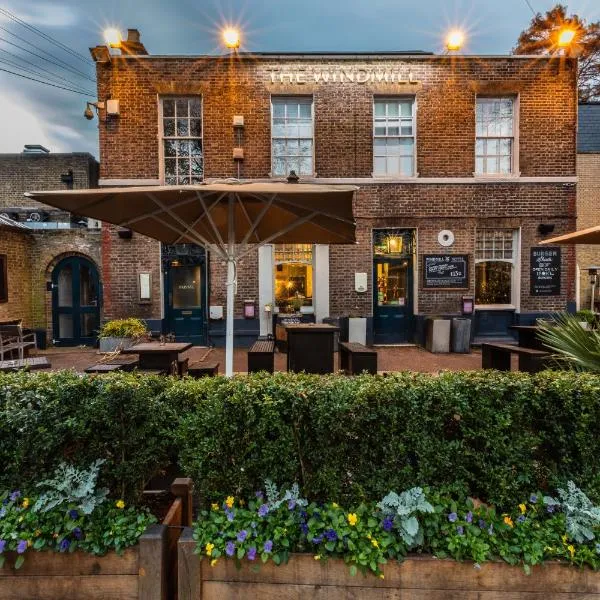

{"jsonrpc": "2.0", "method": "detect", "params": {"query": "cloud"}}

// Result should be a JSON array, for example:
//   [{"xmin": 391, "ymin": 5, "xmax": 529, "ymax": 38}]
[{"xmin": 1, "ymin": 2, "xmax": 79, "ymax": 28}]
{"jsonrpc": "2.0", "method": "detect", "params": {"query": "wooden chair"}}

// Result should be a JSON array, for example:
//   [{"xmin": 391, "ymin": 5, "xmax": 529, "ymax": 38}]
[{"xmin": 0, "ymin": 322, "xmax": 36, "ymax": 360}]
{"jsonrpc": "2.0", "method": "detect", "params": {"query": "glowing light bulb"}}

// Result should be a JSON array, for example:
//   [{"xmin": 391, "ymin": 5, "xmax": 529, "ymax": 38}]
[
  {"xmin": 104, "ymin": 28, "xmax": 122, "ymax": 48},
  {"xmin": 223, "ymin": 28, "xmax": 240, "ymax": 49},
  {"xmin": 558, "ymin": 28, "xmax": 576, "ymax": 47},
  {"xmin": 446, "ymin": 30, "xmax": 465, "ymax": 52}
]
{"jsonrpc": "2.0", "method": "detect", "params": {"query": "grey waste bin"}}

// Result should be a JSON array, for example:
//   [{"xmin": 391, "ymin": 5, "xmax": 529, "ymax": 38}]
[
  {"xmin": 425, "ymin": 317, "xmax": 451, "ymax": 353},
  {"xmin": 451, "ymin": 317, "xmax": 472, "ymax": 353}
]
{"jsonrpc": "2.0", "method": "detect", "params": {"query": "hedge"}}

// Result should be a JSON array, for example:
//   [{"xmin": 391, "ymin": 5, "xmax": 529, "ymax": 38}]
[{"xmin": 1, "ymin": 370, "xmax": 600, "ymax": 508}]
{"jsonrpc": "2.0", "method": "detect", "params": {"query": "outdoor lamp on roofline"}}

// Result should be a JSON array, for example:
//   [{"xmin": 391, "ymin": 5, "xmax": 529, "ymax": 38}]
[
  {"xmin": 446, "ymin": 30, "xmax": 465, "ymax": 52},
  {"xmin": 104, "ymin": 28, "xmax": 122, "ymax": 48},
  {"xmin": 223, "ymin": 28, "xmax": 240, "ymax": 50}
]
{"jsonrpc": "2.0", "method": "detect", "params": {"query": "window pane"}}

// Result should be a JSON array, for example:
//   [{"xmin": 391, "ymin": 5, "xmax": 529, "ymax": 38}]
[
  {"xmin": 374, "ymin": 102, "xmax": 385, "ymax": 117},
  {"xmin": 299, "ymin": 156, "xmax": 312, "ymax": 175},
  {"xmin": 274, "ymin": 259, "xmax": 313, "ymax": 309},
  {"xmin": 163, "ymin": 118, "xmax": 175, "ymax": 137},
  {"xmin": 273, "ymin": 119, "xmax": 286, "ymax": 137},
  {"xmin": 399, "ymin": 138, "xmax": 414, "ymax": 155},
  {"xmin": 298, "ymin": 102, "xmax": 311, "ymax": 119},
  {"xmin": 164, "ymin": 140, "xmax": 177, "ymax": 157},
  {"xmin": 400, "ymin": 156, "xmax": 413, "ymax": 176},
  {"xmin": 499, "ymin": 155, "xmax": 511, "ymax": 173},
  {"xmin": 176, "ymin": 99, "xmax": 188, "ymax": 117},
  {"xmin": 163, "ymin": 99, "xmax": 175, "ymax": 117},
  {"xmin": 475, "ymin": 157, "xmax": 484, "ymax": 173},
  {"xmin": 189, "ymin": 140, "xmax": 203, "ymax": 156},
  {"xmin": 164, "ymin": 158, "xmax": 176, "ymax": 176},
  {"xmin": 374, "ymin": 124, "xmax": 386, "ymax": 136},
  {"xmin": 400, "ymin": 101, "xmax": 412, "ymax": 117},
  {"xmin": 386, "ymin": 138, "xmax": 400, "ymax": 155},
  {"xmin": 387, "ymin": 102, "xmax": 399, "ymax": 117},
  {"xmin": 286, "ymin": 139, "xmax": 299, "ymax": 154},
  {"xmin": 177, "ymin": 119, "xmax": 189, "ymax": 136},
  {"xmin": 272, "ymin": 102, "xmax": 285, "ymax": 118},
  {"xmin": 298, "ymin": 123, "xmax": 313, "ymax": 137},
  {"xmin": 273, "ymin": 139, "xmax": 285, "ymax": 156},
  {"xmin": 374, "ymin": 156, "xmax": 386, "ymax": 175},
  {"xmin": 387, "ymin": 155, "xmax": 400, "ymax": 174},
  {"xmin": 273, "ymin": 157, "xmax": 286, "ymax": 176},
  {"xmin": 299, "ymin": 139, "xmax": 312, "ymax": 155},
  {"xmin": 190, "ymin": 119, "xmax": 202, "ymax": 137},
  {"xmin": 190, "ymin": 98, "xmax": 201, "ymax": 117},
  {"xmin": 475, "ymin": 261, "xmax": 512, "ymax": 304},
  {"xmin": 178, "ymin": 158, "xmax": 190, "ymax": 177}
]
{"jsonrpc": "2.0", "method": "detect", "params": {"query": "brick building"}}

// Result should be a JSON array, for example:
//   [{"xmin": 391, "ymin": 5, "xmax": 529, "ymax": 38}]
[
  {"xmin": 0, "ymin": 147, "xmax": 100, "ymax": 346},
  {"xmin": 92, "ymin": 31, "xmax": 577, "ymax": 346},
  {"xmin": 576, "ymin": 103, "xmax": 600, "ymax": 311}
]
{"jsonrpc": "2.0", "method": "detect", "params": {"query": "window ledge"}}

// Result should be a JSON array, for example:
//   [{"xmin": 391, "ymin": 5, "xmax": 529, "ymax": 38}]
[
  {"xmin": 472, "ymin": 172, "xmax": 521, "ymax": 181},
  {"xmin": 475, "ymin": 305, "xmax": 516, "ymax": 311}
]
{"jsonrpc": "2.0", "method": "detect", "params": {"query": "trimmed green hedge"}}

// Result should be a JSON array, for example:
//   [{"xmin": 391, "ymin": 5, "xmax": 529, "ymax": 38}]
[{"xmin": 1, "ymin": 370, "xmax": 600, "ymax": 508}]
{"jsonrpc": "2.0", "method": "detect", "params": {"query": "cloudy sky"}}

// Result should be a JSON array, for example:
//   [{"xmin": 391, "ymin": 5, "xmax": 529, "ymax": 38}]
[{"xmin": 0, "ymin": 0, "xmax": 598, "ymax": 157}]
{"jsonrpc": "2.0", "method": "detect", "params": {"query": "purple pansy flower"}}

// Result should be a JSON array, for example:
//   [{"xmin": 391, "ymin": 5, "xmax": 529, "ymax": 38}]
[
  {"xmin": 16, "ymin": 540, "xmax": 27, "ymax": 554},
  {"xmin": 300, "ymin": 511, "xmax": 308, "ymax": 520},
  {"xmin": 247, "ymin": 546, "xmax": 257, "ymax": 561},
  {"xmin": 478, "ymin": 519, "xmax": 486, "ymax": 529},
  {"xmin": 225, "ymin": 509, "xmax": 235, "ymax": 522},
  {"xmin": 0, "ymin": 508, "xmax": 5, "ymax": 518},
  {"xmin": 258, "ymin": 504, "xmax": 269, "ymax": 518},
  {"xmin": 312, "ymin": 535, "xmax": 323, "ymax": 544},
  {"xmin": 465, "ymin": 511, "xmax": 473, "ymax": 523},
  {"xmin": 59, "ymin": 539, "xmax": 70, "ymax": 552},
  {"xmin": 225, "ymin": 541, "xmax": 235, "ymax": 557},
  {"xmin": 288, "ymin": 499, "xmax": 296, "ymax": 510},
  {"xmin": 457, "ymin": 526, "xmax": 464, "ymax": 535},
  {"xmin": 73, "ymin": 527, "xmax": 83, "ymax": 540},
  {"xmin": 300, "ymin": 522, "xmax": 309, "ymax": 535},
  {"xmin": 517, "ymin": 515, "xmax": 526, "ymax": 523},
  {"xmin": 10, "ymin": 491, "xmax": 20, "ymax": 502},
  {"xmin": 448, "ymin": 512, "xmax": 458, "ymax": 523},
  {"xmin": 263, "ymin": 540, "xmax": 273, "ymax": 553},
  {"xmin": 324, "ymin": 529, "xmax": 338, "ymax": 542},
  {"xmin": 237, "ymin": 530, "xmax": 248, "ymax": 542},
  {"xmin": 69, "ymin": 509, "xmax": 79, "ymax": 520},
  {"xmin": 0, "ymin": 540, "xmax": 5, "ymax": 553},
  {"xmin": 382, "ymin": 516, "xmax": 394, "ymax": 532},
  {"xmin": 255, "ymin": 491, "xmax": 264, "ymax": 500},
  {"xmin": 547, "ymin": 505, "xmax": 555, "ymax": 514},
  {"xmin": 530, "ymin": 494, "xmax": 538, "ymax": 504}
]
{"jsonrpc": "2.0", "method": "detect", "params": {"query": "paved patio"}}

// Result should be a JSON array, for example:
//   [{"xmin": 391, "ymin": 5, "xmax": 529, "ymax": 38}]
[{"xmin": 35, "ymin": 345, "xmax": 484, "ymax": 374}]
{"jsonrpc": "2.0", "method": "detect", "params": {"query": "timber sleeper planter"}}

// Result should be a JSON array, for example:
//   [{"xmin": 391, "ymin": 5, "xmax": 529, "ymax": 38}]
[
  {"xmin": 0, "ymin": 478, "xmax": 193, "ymax": 600},
  {"xmin": 177, "ymin": 528, "xmax": 600, "ymax": 600}
]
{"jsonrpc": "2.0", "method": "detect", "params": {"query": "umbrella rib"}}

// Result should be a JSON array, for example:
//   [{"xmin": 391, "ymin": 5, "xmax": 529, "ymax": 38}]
[
  {"xmin": 194, "ymin": 191, "xmax": 226, "ymax": 248},
  {"xmin": 238, "ymin": 193, "xmax": 276, "ymax": 249},
  {"xmin": 275, "ymin": 196, "xmax": 356, "ymax": 225},
  {"xmin": 121, "ymin": 195, "xmax": 198, "ymax": 227},
  {"xmin": 173, "ymin": 193, "xmax": 225, "ymax": 244}
]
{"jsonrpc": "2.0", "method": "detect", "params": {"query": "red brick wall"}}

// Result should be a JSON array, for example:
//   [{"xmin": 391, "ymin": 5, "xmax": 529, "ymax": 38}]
[{"xmin": 0, "ymin": 228, "xmax": 33, "ymax": 325}]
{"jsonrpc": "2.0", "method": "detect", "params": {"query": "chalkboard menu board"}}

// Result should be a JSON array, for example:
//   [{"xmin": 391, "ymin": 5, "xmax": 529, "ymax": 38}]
[
  {"xmin": 530, "ymin": 247, "xmax": 561, "ymax": 296},
  {"xmin": 423, "ymin": 255, "xmax": 469, "ymax": 289}
]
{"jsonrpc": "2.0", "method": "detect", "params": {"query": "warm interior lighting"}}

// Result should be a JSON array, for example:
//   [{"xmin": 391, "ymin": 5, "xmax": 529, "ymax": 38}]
[
  {"xmin": 558, "ymin": 28, "xmax": 576, "ymax": 47},
  {"xmin": 223, "ymin": 28, "xmax": 240, "ymax": 49},
  {"xmin": 104, "ymin": 28, "xmax": 122, "ymax": 48},
  {"xmin": 446, "ymin": 30, "xmax": 465, "ymax": 52}
]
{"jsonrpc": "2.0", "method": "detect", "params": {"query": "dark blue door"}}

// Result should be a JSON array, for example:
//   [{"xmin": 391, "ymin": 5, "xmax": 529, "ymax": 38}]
[
  {"xmin": 52, "ymin": 256, "xmax": 100, "ymax": 346},
  {"xmin": 373, "ymin": 257, "xmax": 414, "ymax": 344}
]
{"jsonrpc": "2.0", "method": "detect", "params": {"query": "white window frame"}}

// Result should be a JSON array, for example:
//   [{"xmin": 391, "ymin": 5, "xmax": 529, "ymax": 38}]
[
  {"xmin": 373, "ymin": 96, "xmax": 417, "ymax": 178},
  {"xmin": 158, "ymin": 96, "xmax": 203, "ymax": 185},
  {"xmin": 474, "ymin": 229, "xmax": 520, "ymax": 309},
  {"xmin": 474, "ymin": 96, "xmax": 519, "ymax": 177},
  {"xmin": 270, "ymin": 96, "xmax": 315, "ymax": 178},
  {"xmin": 273, "ymin": 244, "xmax": 315, "ymax": 312}
]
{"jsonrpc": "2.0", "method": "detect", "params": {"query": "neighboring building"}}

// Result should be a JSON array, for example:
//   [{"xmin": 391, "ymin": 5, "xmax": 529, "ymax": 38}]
[
  {"xmin": 90, "ymin": 31, "xmax": 577, "ymax": 346},
  {"xmin": 0, "ymin": 147, "xmax": 100, "ymax": 346},
  {"xmin": 576, "ymin": 103, "xmax": 600, "ymax": 312}
]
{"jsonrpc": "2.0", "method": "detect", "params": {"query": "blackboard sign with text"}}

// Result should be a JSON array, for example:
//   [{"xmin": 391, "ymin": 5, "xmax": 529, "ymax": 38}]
[
  {"xmin": 530, "ymin": 247, "xmax": 561, "ymax": 296},
  {"xmin": 423, "ymin": 255, "xmax": 469, "ymax": 289}
]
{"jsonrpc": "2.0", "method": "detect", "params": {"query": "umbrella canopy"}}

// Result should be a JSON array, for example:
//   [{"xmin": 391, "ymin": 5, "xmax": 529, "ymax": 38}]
[
  {"xmin": 540, "ymin": 225, "xmax": 600, "ymax": 246},
  {"xmin": 26, "ymin": 181, "xmax": 358, "ymax": 375}
]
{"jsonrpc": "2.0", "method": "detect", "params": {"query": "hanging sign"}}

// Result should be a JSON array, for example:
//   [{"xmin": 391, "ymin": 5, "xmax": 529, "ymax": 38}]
[
  {"xmin": 530, "ymin": 247, "xmax": 561, "ymax": 296},
  {"xmin": 423, "ymin": 255, "xmax": 469, "ymax": 289}
]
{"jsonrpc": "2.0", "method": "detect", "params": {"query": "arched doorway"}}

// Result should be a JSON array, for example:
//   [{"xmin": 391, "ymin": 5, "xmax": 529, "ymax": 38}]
[{"xmin": 52, "ymin": 256, "xmax": 101, "ymax": 346}]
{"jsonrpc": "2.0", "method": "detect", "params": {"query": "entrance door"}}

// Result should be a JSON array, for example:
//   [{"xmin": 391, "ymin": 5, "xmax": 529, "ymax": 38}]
[
  {"xmin": 52, "ymin": 257, "xmax": 100, "ymax": 346},
  {"xmin": 373, "ymin": 257, "xmax": 414, "ymax": 344}
]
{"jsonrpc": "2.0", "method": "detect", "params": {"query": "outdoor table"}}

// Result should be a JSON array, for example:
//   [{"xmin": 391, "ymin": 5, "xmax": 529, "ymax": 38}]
[
  {"xmin": 122, "ymin": 342, "xmax": 192, "ymax": 375},
  {"xmin": 284, "ymin": 324, "xmax": 339, "ymax": 374},
  {"xmin": 509, "ymin": 325, "xmax": 545, "ymax": 350}
]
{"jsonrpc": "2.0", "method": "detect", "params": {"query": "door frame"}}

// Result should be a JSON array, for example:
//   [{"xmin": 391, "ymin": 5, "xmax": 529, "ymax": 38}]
[{"xmin": 51, "ymin": 255, "xmax": 101, "ymax": 346}]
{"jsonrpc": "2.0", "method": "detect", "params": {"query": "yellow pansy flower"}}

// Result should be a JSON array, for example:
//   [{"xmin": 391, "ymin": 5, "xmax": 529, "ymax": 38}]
[
  {"xmin": 211, "ymin": 503, "xmax": 219, "ymax": 511},
  {"xmin": 371, "ymin": 539, "xmax": 379, "ymax": 548},
  {"xmin": 18, "ymin": 516, "xmax": 23, "ymax": 523},
  {"xmin": 225, "ymin": 496, "xmax": 235, "ymax": 509},
  {"xmin": 562, "ymin": 534, "xmax": 568, "ymax": 543},
  {"xmin": 27, "ymin": 540, "xmax": 32, "ymax": 548},
  {"xmin": 331, "ymin": 502, "xmax": 339, "ymax": 509},
  {"xmin": 314, "ymin": 555, "xmax": 321, "ymax": 560},
  {"xmin": 503, "ymin": 516, "xmax": 514, "ymax": 528},
  {"xmin": 347, "ymin": 513, "xmax": 358, "ymax": 526},
  {"xmin": 22, "ymin": 498, "xmax": 30, "ymax": 509},
  {"xmin": 567, "ymin": 545, "xmax": 575, "ymax": 558},
  {"xmin": 210, "ymin": 559, "xmax": 218, "ymax": 567},
  {"xmin": 115, "ymin": 500, "xmax": 126, "ymax": 509},
  {"xmin": 379, "ymin": 574, "xmax": 385, "ymax": 580},
  {"xmin": 239, "ymin": 499, "xmax": 246, "ymax": 507},
  {"xmin": 34, "ymin": 529, "xmax": 41, "ymax": 537},
  {"xmin": 205, "ymin": 542, "xmax": 215, "ymax": 556},
  {"xmin": 519, "ymin": 504, "xmax": 526, "ymax": 514}
]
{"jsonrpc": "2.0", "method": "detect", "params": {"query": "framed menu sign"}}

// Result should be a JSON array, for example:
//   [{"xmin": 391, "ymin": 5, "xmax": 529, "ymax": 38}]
[
  {"xmin": 530, "ymin": 247, "xmax": 561, "ymax": 296},
  {"xmin": 423, "ymin": 255, "xmax": 469, "ymax": 289}
]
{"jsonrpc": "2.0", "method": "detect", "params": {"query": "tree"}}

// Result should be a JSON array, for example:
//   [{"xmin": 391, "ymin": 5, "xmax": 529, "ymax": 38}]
[{"xmin": 513, "ymin": 4, "xmax": 600, "ymax": 101}]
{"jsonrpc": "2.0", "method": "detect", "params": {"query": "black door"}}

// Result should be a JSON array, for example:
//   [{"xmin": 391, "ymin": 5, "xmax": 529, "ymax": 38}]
[
  {"xmin": 52, "ymin": 257, "xmax": 100, "ymax": 346},
  {"xmin": 163, "ymin": 245, "xmax": 207, "ymax": 345},
  {"xmin": 373, "ymin": 257, "xmax": 414, "ymax": 344}
]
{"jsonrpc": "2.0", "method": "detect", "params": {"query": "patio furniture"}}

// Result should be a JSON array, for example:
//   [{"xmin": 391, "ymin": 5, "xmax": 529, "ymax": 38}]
[
  {"xmin": 509, "ymin": 325, "xmax": 546, "ymax": 350},
  {"xmin": 339, "ymin": 342, "xmax": 377, "ymax": 375},
  {"xmin": 0, "ymin": 356, "xmax": 50, "ymax": 372},
  {"xmin": 122, "ymin": 342, "xmax": 192, "ymax": 376},
  {"xmin": 481, "ymin": 342, "xmax": 549, "ymax": 373},
  {"xmin": 0, "ymin": 322, "xmax": 37, "ymax": 360},
  {"xmin": 188, "ymin": 361, "xmax": 219, "ymax": 377},
  {"xmin": 84, "ymin": 363, "xmax": 124, "ymax": 374},
  {"xmin": 248, "ymin": 340, "xmax": 275, "ymax": 373},
  {"xmin": 178, "ymin": 357, "xmax": 189, "ymax": 377},
  {"xmin": 285, "ymin": 323, "xmax": 339, "ymax": 374}
]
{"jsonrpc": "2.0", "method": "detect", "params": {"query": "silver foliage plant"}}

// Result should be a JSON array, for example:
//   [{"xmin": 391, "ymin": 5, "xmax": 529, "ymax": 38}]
[
  {"xmin": 544, "ymin": 481, "xmax": 600, "ymax": 543},
  {"xmin": 33, "ymin": 459, "xmax": 109, "ymax": 514},
  {"xmin": 264, "ymin": 479, "xmax": 308, "ymax": 510},
  {"xmin": 377, "ymin": 487, "xmax": 434, "ymax": 547}
]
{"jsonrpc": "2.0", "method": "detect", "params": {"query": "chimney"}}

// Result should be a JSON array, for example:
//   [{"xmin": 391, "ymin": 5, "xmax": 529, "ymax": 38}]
[{"xmin": 121, "ymin": 29, "xmax": 148, "ymax": 56}]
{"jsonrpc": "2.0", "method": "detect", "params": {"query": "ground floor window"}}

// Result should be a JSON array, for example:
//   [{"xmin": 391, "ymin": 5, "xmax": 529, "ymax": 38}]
[
  {"xmin": 475, "ymin": 229, "xmax": 518, "ymax": 306},
  {"xmin": 273, "ymin": 244, "xmax": 313, "ymax": 311}
]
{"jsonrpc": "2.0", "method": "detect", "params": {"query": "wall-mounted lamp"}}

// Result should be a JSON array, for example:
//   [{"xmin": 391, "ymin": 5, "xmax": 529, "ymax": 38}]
[
  {"xmin": 118, "ymin": 228, "xmax": 133, "ymax": 239},
  {"xmin": 538, "ymin": 223, "xmax": 555, "ymax": 236},
  {"xmin": 60, "ymin": 168, "xmax": 74, "ymax": 189},
  {"xmin": 223, "ymin": 28, "xmax": 240, "ymax": 50},
  {"xmin": 84, "ymin": 99, "xmax": 119, "ymax": 121}
]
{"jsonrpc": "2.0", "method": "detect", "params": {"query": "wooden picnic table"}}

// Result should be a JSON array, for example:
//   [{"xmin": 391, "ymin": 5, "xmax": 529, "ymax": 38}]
[
  {"xmin": 0, "ymin": 356, "xmax": 51, "ymax": 372},
  {"xmin": 284, "ymin": 323, "xmax": 339, "ymax": 374},
  {"xmin": 122, "ymin": 342, "xmax": 192, "ymax": 375},
  {"xmin": 509, "ymin": 325, "xmax": 546, "ymax": 350}
]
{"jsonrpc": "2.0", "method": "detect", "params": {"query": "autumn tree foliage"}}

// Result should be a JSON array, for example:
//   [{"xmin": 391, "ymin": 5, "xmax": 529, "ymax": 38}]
[{"xmin": 514, "ymin": 4, "xmax": 600, "ymax": 101}]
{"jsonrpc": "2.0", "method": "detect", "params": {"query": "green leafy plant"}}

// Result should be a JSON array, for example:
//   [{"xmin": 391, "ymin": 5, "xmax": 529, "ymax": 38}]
[
  {"xmin": 34, "ymin": 460, "xmax": 108, "ymax": 515},
  {"xmin": 98, "ymin": 318, "xmax": 149, "ymax": 339},
  {"xmin": 575, "ymin": 310, "xmax": 597, "ymax": 326},
  {"xmin": 264, "ymin": 479, "xmax": 307, "ymax": 511}
]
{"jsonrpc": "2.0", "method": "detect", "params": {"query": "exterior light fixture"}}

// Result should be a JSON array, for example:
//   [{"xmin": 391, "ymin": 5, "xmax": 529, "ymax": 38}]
[
  {"xmin": 83, "ymin": 101, "xmax": 105, "ymax": 120},
  {"xmin": 223, "ymin": 28, "xmax": 240, "ymax": 50},
  {"xmin": 104, "ymin": 28, "xmax": 122, "ymax": 48},
  {"xmin": 446, "ymin": 30, "xmax": 465, "ymax": 52},
  {"xmin": 558, "ymin": 28, "xmax": 576, "ymax": 48}
]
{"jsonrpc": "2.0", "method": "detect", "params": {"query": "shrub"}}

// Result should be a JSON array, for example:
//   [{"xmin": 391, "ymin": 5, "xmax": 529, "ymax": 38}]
[{"xmin": 98, "ymin": 318, "xmax": 148, "ymax": 339}]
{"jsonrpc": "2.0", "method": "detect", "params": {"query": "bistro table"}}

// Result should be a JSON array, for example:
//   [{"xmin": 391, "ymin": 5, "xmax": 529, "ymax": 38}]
[
  {"xmin": 122, "ymin": 342, "xmax": 192, "ymax": 375},
  {"xmin": 509, "ymin": 325, "xmax": 546, "ymax": 350},
  {"xmin": 284, "ymin": 323, "xmax": 339, "ymax": 374}
]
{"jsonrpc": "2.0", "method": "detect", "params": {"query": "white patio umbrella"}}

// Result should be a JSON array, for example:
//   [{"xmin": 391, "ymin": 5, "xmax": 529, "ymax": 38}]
[{"xmin": 26, "ymin": 181, "xmax": 358, "ymax": 376}]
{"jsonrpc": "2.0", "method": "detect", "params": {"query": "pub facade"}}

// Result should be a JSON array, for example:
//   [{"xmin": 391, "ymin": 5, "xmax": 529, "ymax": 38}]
[{"xmin": 92, "ymin": 31, "xmax": 577, "ymax": 346}]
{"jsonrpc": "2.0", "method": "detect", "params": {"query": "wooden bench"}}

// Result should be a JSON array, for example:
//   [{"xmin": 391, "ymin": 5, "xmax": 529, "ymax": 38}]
[
  {"xmin": 0, "ymin": 356, "xmax": 51, "ymax": 372},
  {"xmin": 136, "ymin": 368, "xmax": 168, "ymax": 376},
  {"xmin": 178, "ymin": 357, "xmax": 189, "ymax": 377},
  {"xmin": 84, "ymin": 363, "xmax": 124, "ymax": 374},
  {"xmin": 248, "ymin": 340, "xmax": 275, "ymax": 373},
  {"xmin": 339, "ymin": 342, "xmax": 378, "ymax": 375},
  {"xmin": 188, "ymin": 362, "xmax": 220, "ymax": 377},
  {"xmin": 482, "ymin": 343, "xmax": 550, "ymax": 373}
]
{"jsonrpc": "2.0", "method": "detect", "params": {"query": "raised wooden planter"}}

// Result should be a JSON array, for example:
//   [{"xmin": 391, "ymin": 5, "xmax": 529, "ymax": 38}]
[
  {"xmin": 0, "ymin": 478, "xmax": 193, "ymax": 600},
  {"xmin": 178, "ymin": 527, "xmax": 600, "ymax": 599}
]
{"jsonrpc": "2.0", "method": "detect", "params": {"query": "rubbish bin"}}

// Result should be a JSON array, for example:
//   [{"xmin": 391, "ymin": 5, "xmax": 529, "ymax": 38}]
[
  {"xmin": 451, "ymin": 317, "xmax": 472, "ymax": 353},
  {"xmin": 425, "ymin": 317, "xmax": 451, "ymax": 353}
]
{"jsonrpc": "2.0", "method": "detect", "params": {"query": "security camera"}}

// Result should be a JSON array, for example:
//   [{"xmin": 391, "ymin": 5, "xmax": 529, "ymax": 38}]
[{"xmin": 84, "ymin": 104, "xmax": 94, "ymax": 120}]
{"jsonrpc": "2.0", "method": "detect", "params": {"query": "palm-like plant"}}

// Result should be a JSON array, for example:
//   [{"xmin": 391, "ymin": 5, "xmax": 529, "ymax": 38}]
[{"xmin": 538, "ymin": 314, "xmax": 600, "ymax": 372}]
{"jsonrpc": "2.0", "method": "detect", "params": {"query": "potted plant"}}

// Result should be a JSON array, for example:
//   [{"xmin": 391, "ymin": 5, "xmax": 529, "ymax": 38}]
[
  {"xmin": 574, "ymin": 309, "xmax": 596, "ymax": 330},
  {"xmin": 98, "ymin": 318, "xmax": 149, "ymax": 353}
]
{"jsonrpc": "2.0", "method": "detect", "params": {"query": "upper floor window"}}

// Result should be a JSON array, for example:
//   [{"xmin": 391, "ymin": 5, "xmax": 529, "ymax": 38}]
[
  {"xmin": 161, "ymin": 97, "xmax": 203, "ymax": 184},
  {"xmin": 475, "ymin": 98, "xmax": 515, "ymax": 175},
  {"xmin": 271, "ymin": 97, "xmax": 313, "ymax": 177},
  {"xmin": 373, "ymin": 98, "xmax": 415, "ymax": 177}
]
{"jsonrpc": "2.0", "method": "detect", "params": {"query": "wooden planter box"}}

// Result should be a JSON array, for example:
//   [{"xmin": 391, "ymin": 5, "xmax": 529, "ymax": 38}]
[
  {"xmin": 0, "ymin": 478, "xmax": 193, "ymax": 600},
  {"xmin": 178, "ymin": 527, "xmax": 600, "ymax": 599}
]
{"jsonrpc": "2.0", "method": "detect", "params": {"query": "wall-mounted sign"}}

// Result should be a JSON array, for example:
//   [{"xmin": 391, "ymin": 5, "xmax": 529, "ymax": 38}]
[
  {"xmin": 267, "ymin": 67, "xmax": 419, "ymax": 85},
  {"xmin": 530, "ymin": 247, "xmax": 561, "ymax": 296},
  {"xmin": 423, "ymin": 255, "xmax": 469, "ymax": 289}
]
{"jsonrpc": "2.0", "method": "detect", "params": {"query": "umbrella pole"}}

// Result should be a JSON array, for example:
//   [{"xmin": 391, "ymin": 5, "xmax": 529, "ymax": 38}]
[{"xmin": 226, "ymin": 258, "xmax": 235, "ymax": 377}]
